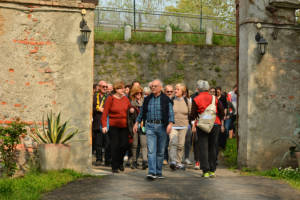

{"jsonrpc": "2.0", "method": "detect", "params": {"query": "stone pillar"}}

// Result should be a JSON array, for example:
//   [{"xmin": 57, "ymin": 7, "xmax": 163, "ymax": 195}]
[
  {"xmin": 0, "ymin": 0, "xmax": 96, "ymax": 173},
  {"xmin": 238, "ymin": 0, "xmax": 300, "ymax": 169},
  {"xmin": 182, "ymin": 23, "xmax": 191, "ymax": 32},
  {"xmin": 165, "ymin": 26, "xmax": 172, "ymax": 42},
  {"xmin": 205, "ymin": 26, "xmax": 213, "ymax": 45},
  {"xmin": 124, "ymin": 25, "xmax": 132, "ymax": 41}
]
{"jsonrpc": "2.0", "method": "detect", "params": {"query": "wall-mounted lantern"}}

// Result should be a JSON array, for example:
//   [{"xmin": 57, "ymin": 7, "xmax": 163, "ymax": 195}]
[
  {"xmin": 80, "ymin": 9, "xmax": 91, "ymax": 45},
  {"xmin": 255, "ymin": 32, "xmax": 268, "ymax": 55}
]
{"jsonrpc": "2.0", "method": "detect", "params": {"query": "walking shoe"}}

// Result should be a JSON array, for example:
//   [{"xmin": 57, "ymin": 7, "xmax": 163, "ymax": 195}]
[
  {"xmin": 170, "ymin": 162, "xmax": 176, "ymax": 170},
  {"xmin": 124, "ymin": 155, "xmax": 128, "ymax": 162},
  {"xmin": 202, "ymin": 172, "xmax": 210, "ymax": 178},
  {"xmin": 146, "ymin": 174, "xmax": 157, "ymax": 180},
  {"xmin": 95, "ymin": 160, "xmax": 102, "ymax": 166},
  {"xmin": 209, "ymin": 171, "xmax": 216, "ymax": 178},
  {"xmin": 119, "ymin": 165, "xmax": 125, "ymax": 172},
  {"xmin": 163, "ymin": 160, "xmax": 168, "ymax": 165},
  {"xmin": 142, "ymin": 161, "xmax": 148, "ymax": 170},
  {"xmin": 184, "ymin": 159, "xmax": 192, "ymax": 165},
  {"xmin": 156, "ymin": 174, "xmax": 165, "ymax": 179},
  {"xmin": 131, "ymin": 161, "xmax": 137, "ymax": 169},
  {"xmin": 194, "ymin": 162, "xmax": 200, "ymax": 170},
  {"xmin": 176, "ymin": 164, "xmax": 185, "ymax": 170}
]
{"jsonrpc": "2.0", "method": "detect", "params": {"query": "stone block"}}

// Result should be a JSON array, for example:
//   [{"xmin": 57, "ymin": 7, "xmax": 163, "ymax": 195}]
[
  {"xmin": 124, "ymin": 25, "xmax": 131, "ymax": 41},
  {"xmin": 206, "ymin": 26, "xmax": 213, "ymax": 45},
  {"xmin": 165, "ymin": 26, "xmax": 172, "ymax": 42}
]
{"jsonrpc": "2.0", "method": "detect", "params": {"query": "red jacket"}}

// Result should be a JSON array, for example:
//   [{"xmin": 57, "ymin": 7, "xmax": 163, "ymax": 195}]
[
  {"xmin": 101, "ymin": 95, "xmax": 131, "ymax": 128},
  {"xmin": 192, "ymin": 92, "xmax": 223, "ymax": 125}
]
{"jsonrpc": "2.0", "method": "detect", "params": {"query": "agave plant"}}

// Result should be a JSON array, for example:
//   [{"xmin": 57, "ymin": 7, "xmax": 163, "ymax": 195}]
[
  {"xmin": 272, "ymin": 114, "xmax": 300, "ymax": 163},
  {"xmin": 30, "ymin": 111, "xmax": 79, "ymax": 144}
]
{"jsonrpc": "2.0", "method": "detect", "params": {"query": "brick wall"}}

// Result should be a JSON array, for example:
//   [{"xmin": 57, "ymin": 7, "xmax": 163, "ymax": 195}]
[{"xmin": 0, "ymin": 0, "xmax": 95, "ymax": 172}]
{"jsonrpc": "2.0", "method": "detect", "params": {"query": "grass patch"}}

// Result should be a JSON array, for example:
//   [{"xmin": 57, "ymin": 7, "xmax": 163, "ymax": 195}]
[
  {"xmin": 213, "ymin": 34, "xmax": 236, "ymax": 46},
  {"xmin": 241, "ymin": 167, "xmax": 300, "ymax": 190},
  {"xmin": 131, "ymin": 31, "xmax": 165, "ymax": 43},
  {"xmin": 223, "ymin": 138, "xmax": 238, "ymax": 169},
  {"xmin": 95, "ymin": 30, "xmax": 236, "ymax": 46},
  {"xmin": 95, "ymin": 30, "xmax": 124, "ymax": 42},
  {"xmin": 0, "ymin": 169, "xmax": 94, "ymax": 200}
]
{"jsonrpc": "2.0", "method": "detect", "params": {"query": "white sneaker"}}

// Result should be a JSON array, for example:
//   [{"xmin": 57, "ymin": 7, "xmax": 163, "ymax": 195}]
[
  {"xmin": 184, "ymin": 159, "xmax": 192, "ymax": 165},
  {"xmin": 123, "ymin": 155, "xmax": 128, "ymax": 162}
]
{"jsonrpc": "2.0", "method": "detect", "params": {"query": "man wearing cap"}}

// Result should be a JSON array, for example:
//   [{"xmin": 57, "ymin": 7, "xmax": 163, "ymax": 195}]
[
  {"xmin": 190, "ymin": 80, "xmax": 224, "ymax": 178},
  {"xmin": 133, "ymin": 79, "xmax": 175, "ymax": 180}
]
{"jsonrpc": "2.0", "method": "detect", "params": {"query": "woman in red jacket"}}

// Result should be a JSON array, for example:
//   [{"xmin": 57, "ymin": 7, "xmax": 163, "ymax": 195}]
[
  {"xmin": 190, "ymin": 80, "xmax": 224, "ymax": 178},
  {"xmin": 102, "ymin": 81, "xmax": 131, "ymax": 173}
]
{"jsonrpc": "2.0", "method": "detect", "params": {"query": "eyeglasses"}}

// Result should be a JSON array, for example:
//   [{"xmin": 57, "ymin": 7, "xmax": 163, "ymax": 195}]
[
  {"xmin": 116, "ymin": 87, "xmax": 124, "ymax": 90},
  {"xmin": 99, "ymin": 85, "xmax": 108, "ymax": 89},
  {"xmin": 166, "ymin": 91, "xmax": 173, "ymax": 94},
  {"xmin": 135, "ymin": 92, "xmax": 143, "ymax": 95}
]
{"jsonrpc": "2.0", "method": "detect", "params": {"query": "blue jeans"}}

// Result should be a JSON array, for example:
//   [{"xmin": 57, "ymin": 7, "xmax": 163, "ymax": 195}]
[{"xmin": 146, "ymin": 123, "xmax": 167, "ymax": 176}]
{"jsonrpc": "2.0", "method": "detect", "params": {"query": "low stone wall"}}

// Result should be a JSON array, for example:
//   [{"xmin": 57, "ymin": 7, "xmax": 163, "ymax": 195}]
[{"xmin": 94, "ymin": 42, "xmax": 237, "ymax": 91}]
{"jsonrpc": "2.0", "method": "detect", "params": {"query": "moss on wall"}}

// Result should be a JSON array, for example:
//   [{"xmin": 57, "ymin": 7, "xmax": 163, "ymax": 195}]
[{"xmin": 94, "ymin": 42, "xmax": 236, "ymax": 90}]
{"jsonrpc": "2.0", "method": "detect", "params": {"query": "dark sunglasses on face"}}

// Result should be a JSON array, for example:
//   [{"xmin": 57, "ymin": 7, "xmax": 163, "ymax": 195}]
[
  {"xmin": 135, "ymin": 92, "xmax": 143, "ymax": 95},
  {"xmin": 100, "ymin": 85, "xmax": 108, "ymax": 89},
  {"xmin": 166, "ymin": 91, "xmax": 173, "ymax": 94}
]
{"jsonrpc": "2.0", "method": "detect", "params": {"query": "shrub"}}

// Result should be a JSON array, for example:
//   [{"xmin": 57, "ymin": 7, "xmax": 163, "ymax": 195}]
[
  {"xmin": 29, "ymin": 111, "xmax": 79, "ymax": 144},
  {"xmin": 224, "ymin": 138, "xmax": 238, "ymax": 169},
  {"xmin": 0, "ymin": 120, "xmax": 27, "ymax": 177}
]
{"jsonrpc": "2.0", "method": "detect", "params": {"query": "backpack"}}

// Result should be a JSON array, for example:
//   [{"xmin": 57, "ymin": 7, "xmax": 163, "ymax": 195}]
[{"xmin": 196, "ymin": 95, "xmax": 216, "ymax": 133}]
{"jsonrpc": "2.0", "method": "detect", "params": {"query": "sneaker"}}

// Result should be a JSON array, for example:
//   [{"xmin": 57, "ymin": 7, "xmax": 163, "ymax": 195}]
[
  {"xmin": 156, "ymin": 174, "xmax": 165, "ymax": 179},
  {"xmin": 131, "ymin": 161, "xmax": 137, "ymax": 169},
  {"xmin": 146, "ymin": 174, "xmax": 157, "ymax": 180},
  {"xmin": 202, "ymin": 172, "xmax": 210, "ymax": 178},
  {"xmin": 170, "ymin": 162, "xmax": 176, "ymax": 170},
  {"xmin": 95, "ymin": 160, "xmax": 102, "ymax": 166},
  {"xmin": 184, "ymin": 159, "xmax": 192, "ymax": 165},
  {"xmin": 176, "ymin": 164, "xmax": 185, "ymax": 170},
  {"xmin": 209, "ymin": 171, "xmax": 216, "ymax": 178},
  {"xmin": 194, "ymin": 162, "xmax": 200, "ymax": 170},
  {"xmin": 124, "ymin": 155, "xmax": 128, "ymax": 162},
  {"xmin": 119, "ymin": 165, "xmax": 125, "ymax": 172},
  {"xmin": 163, "ymin": 160, "xmax": 168, "ymax": 165}
]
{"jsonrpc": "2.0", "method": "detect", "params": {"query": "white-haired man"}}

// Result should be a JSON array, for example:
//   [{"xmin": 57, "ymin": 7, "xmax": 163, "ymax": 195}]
[
  {"xmin": 133, "ymin": 79, "xmax": 174, "ymax": 180},
  {"xmin": 190, "ymin": 80, "xmax": 224, "ymax": 178}
]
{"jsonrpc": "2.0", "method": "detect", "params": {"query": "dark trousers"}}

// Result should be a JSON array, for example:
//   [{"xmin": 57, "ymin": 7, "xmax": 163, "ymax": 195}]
[
  {"xmin": 184, "ymin": 126, "xmax": 192, "ymax": 160},
  {"xmin": 95, "ymin": 129, "xmax": 111, "ymax": 163},
  {"xmin": 164, "ymin": 134, "xmax": 170, "ymax": 161},
  {"xmin": 109, "ymin": 126, "xmax": 129, "ymax": 170},
  {"xmin": 195, "ymin": 125, "xmax": 220, "ymax": 173}
]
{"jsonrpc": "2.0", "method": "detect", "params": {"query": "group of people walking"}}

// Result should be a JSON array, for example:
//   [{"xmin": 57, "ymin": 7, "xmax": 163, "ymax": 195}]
[{"xmin": 92, "ymin": 79, "xmax": 237, "ymax": 179}]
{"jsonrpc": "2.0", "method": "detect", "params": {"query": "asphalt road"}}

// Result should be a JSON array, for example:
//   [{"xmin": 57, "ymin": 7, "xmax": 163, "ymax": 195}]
[{"xmin": 42, "ymin": 165, "xmax": 300, "ymax": 200}]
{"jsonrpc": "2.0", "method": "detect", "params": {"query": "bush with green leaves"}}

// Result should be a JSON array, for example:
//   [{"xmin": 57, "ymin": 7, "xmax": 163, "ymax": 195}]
[
  {"xmin": 223, "ymin": 138, "xmax": 238, "ymax": 169},
  {"xmin": 0, "ymin": 120, "xmax": 27, "ymax": 177},
  {"xmin": 30, "ymin": 112, "xmax": 79, "ymax": 144}
]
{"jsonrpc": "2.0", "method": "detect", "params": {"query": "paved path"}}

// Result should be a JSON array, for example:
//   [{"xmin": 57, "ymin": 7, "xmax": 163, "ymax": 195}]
[{"xmin": 42, "ymin": 165, "xmax": 300, "ymax": 200}]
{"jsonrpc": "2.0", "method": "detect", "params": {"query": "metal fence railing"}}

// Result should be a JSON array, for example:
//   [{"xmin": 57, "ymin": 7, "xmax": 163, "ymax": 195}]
[{"xmin": 95, "ymin": 7, "xmax": 236, "ymax": 35}]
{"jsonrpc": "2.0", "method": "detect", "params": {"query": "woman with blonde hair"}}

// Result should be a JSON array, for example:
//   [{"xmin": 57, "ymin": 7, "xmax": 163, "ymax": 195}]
[
  {"xmin": 102, "ymin": 81, "xmax": 131, "ymax": 173},
  {"xmin": 128, "ymin": 86, "xmax": 148, "ymax": 169},
  {"xmin": 169, "ymin": 83, "xmax": 191, "ymax": 170}
]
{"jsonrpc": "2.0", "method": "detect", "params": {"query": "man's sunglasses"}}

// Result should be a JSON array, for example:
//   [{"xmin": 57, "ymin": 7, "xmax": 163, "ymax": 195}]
[{"xmin": 166, "ymin": 91, "xmax": 173, "ymax": 94}]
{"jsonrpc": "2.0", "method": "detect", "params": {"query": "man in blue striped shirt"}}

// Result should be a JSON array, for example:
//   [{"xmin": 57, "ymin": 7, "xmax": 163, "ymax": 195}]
[{"xmin": 134, "ymin": 79, "xmax": 174, "ymax": 180}]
